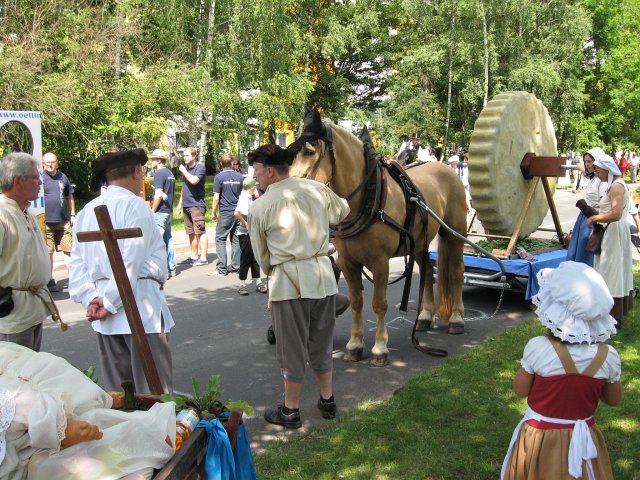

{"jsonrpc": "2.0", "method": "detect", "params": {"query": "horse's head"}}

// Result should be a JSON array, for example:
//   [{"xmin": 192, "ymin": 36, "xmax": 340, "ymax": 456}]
[{"xmin": 288, "ymin": 108, "xmax": 334, "ymax": 184}]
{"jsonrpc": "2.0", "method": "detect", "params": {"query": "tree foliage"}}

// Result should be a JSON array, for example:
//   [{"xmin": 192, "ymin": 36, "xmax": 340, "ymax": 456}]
[{"xmin": 1, "ymin": 0, "xmax": 637, "ymax": 194}]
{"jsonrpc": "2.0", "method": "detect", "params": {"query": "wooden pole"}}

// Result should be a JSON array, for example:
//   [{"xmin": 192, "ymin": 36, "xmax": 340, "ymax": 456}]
[{"xmin": 76, "ymin": 205, "xmax": 164, "ymax": 395}]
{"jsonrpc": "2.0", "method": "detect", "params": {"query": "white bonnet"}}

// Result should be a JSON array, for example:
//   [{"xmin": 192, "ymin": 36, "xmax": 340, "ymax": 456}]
[
  {"xmin": 593, "ymin": 154, "xmax": 621, "ymax": 189},
  {"xmin": 532, "ymin": 261, "xmax": 617, "ymax": 343},
  {"xmin": 584, "ymin": 146, "xmax": 606, "ymax": 163}
]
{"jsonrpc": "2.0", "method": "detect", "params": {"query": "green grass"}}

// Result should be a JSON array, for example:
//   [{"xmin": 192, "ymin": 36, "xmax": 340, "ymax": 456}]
[{"xmin": 254, "ymin": 266, "xmax": 640, "ymax": 480}]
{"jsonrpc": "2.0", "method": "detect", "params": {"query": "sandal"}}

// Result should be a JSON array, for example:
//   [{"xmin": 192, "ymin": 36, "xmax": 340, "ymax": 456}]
[{"xmin": 256, "ymin": 282, "xmax": 268, "ymax": 294}]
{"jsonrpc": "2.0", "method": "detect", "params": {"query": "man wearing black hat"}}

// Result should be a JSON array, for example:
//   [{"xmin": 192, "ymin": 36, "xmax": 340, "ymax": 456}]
[
  {"xmin": 69, "ymin": 149, "xmax": 174, "ymax": 394},
  {"xmin": 247, "ymin": 144, "xmax": 349, "ymax": 429},
  {"xmin": 396, "ymin": 133, "xmax": 422, "ymax": 166}
]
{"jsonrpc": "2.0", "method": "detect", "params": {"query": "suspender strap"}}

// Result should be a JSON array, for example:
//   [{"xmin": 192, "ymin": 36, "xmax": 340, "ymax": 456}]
[
  {"xmin": 550, "ymin": 339, "xmax": 609, "ymax": 376},
  {"xmin": 582, "ymin": 343, "xmax": 609, "ymax": 377},
  {"xmin": 549, "ymin": 339, "xmax": 578, "ymax": 373}
]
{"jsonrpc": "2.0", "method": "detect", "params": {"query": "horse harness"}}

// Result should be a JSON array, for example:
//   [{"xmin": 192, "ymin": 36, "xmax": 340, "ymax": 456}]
[{"xmin": 302, "ymin": 123, "xmax": 430, "ymax": 314}]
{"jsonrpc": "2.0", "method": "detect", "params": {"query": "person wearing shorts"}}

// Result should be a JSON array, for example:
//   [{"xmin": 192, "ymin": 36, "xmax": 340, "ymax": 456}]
[
  {"xmin": 176, "ymin": 147, "xmax": 208, "ymax": 266},
  {"xmin": 247, "ymin": 144, "xmax": 349, "ymax": 429},
  {"xmin": 42, "ymin": 152, "xmax": 75, "ymax": 292}
]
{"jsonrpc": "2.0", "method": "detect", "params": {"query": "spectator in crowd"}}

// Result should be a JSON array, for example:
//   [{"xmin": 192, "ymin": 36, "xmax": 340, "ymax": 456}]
[
  {"xmin": 396, "ymin": 133, "xmax": 422, "ymax": 166},
  {"xmin": 149, "ymin": 148, "xmax": 177, "ymax": 279},
  {"xmin": 42, "ymin": 152, "xmax": 75, "ymax": 292},
  {"xmin": 176, "ymin": 147, "xmax": 208, "ymax": 266},
  {"xmin": 0, "ymin": 152, "xmax": 51, "ymax": 351},
  {"xmin": 233, "ymin": 177, "xmax": 266, "ymax": 295},
  {"xmin": 248, "ymin": 144, "xmax": 349, "ymax": 429},
  {"xmin": 70, "ymin": 149, "xmax": 174, "ymax": 394},
  {"xmin": 211, "ymin": 153, "xmax": 243, "ymax": 275},
  {"xmin": 586, "ymin": 155, "xmax": 634, "ymax": 327},
  {"xmin": 502, "ymin": 261, "xmax": 621, "ymax": 480},
  {"xmin": 628, "ymin": 151, "xmax": 638, "ymax": 183},
  {"xmin": 619, "ymin": 151, "xmax": 629, "ymax": 180},
  {"xmin": 567, "ymin": 147, "xmax": 607, "ymax": 267}
]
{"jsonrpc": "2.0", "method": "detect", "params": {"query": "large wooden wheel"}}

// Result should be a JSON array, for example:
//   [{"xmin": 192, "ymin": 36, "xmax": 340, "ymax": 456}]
[{"xmin": 468, "ymin": 91, "xmax": 558, "ymax": 238}]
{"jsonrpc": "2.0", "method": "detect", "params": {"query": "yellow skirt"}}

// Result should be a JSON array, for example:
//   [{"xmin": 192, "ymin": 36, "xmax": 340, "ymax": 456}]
[{"xmin": 504, "ymin": 423, "xmax": 613, "ymax": 480}]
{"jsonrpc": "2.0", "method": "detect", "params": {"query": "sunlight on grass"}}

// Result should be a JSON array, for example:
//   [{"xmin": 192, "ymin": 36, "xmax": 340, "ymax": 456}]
[{"xmin": 255, "ymin": 271, "xmax": 640, "ymax": 480}]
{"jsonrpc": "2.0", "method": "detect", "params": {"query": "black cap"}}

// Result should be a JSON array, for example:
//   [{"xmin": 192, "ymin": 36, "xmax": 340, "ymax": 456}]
[
  {"xmin": 91, "ymin": 148, "xmax": 147, "ymax": 191},
  {"xmin": 247, "ymin": 144, "xmax": 291, "ymax": 166}
]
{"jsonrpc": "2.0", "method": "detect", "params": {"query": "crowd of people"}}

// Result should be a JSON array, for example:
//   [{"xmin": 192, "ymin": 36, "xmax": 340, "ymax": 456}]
[{"xmin": 0, "ymin": 135, "xmax": 636, "ymax": 479}]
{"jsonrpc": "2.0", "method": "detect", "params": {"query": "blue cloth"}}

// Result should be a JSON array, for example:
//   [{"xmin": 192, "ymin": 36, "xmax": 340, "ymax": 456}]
[
  {"xmin": 213, "ymin": 169, "xmax": 243, "ymax": 215},
  {"xmin": 215, "ymin": 213, "xmax": 240, "ymax": 273},
  {"xmin": 432, "ymin": 248, "xmax": 568, "ymax": 300},
  {"xmin": 181, "ymin": 162, "xmax": 207, "ymax": 208},
  {"xmin": 153, "ymin": 167, "xmax": 175, "ymax": 214},
  {"xmin": 565, "ymin": 212, "xmax": 595, "ymax": 267},
  {"xmin": 196, "ymin": 412, "xmax": 256, "ymax": 480},
  {"xmin": 43, "ymin": 170, "xmax": 73, "ymax": 222}
]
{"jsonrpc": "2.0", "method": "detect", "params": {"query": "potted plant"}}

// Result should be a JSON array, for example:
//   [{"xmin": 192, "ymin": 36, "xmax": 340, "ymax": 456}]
[{"xmin": 161, "ymin": 374, "xmax": 254, "ymax": 419}]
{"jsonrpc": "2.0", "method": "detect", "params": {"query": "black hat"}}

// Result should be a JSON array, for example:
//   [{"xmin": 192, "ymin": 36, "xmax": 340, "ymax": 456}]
[
  {"xmin": 247, "ymin": 144, "xmax": 291, "ymax": 166},
  {"xmin": 91, "ymin": 148, "xmax": 147, "ymax": 191},
  {"xmin": 411, "ymin": 133, "xmax": 420, "ymax": 140}
]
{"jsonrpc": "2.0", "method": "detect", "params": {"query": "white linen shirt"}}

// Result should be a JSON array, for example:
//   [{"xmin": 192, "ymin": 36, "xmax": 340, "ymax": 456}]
[
  {"xmin": 248, "ymin": 177, "xmax": 349, "ymax": 302},
  {"xmin": 0, "ymin": 195, "xmax": 50, "ymax": 334},
  {"xmin": 520, "ymin": 336, "xmax": 621, "ymax": 382},
  {"xmin": 69, "ymin": 186, "xmax": 174, "ymax": 335}
]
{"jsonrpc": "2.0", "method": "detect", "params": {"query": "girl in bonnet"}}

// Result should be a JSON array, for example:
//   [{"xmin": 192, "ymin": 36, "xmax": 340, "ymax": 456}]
[{"xmin": 502, "ymin": 261, "xmax": 621, "ymax": 480}]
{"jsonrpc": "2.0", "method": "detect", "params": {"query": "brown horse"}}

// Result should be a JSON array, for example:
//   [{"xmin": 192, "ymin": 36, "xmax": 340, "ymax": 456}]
[{"xmin": 287, "ymin": 109, "xmax": 467, "ymax": 366}]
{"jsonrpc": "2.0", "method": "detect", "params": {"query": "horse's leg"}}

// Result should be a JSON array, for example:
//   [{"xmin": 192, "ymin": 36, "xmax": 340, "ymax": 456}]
[
  {"xmin": 416, "ymin": 249, "xmax": 436, "ymax": 332},
  {"xmin": 438, "ymin": 229, "xmax": 466, "ymax": 335},
  {"xmin": 341, "ymin": 259, "xmax": 365, "ymax": 362},
  {"xmin": 369, "ymin": 258, "xmax": 390, "ymax": 367}
]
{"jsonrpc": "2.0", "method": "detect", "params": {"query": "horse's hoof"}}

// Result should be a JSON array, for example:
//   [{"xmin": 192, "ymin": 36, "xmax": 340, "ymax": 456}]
[
  {"xmin": 415, "ymin": 319, "xmax": 431, "ymax": 332},
  {"xmin": 448, "ymin": 323, "xmax": 465, "ymax": 335},
  {"xmin": 369, "ymin": 354, "xmax": 388, "ymax": 367},
  {"xmin": 343, "ymin": 348, "xmax": 363, "ymax": 362}
]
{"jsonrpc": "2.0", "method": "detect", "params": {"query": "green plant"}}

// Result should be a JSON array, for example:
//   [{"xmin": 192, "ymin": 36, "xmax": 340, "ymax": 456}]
[
  {"xmin": 82, "ymin": 366, "xmax": 98, "ymax": 384},
  {"xmin": 161, "ymin": 375, "xmax": 254, "ymax": 416}
]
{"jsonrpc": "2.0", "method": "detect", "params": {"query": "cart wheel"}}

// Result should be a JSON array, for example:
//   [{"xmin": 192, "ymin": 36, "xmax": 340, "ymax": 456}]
[{"xmin": 266, "ymin": 325, "xmax": 276, "ymax": 345}]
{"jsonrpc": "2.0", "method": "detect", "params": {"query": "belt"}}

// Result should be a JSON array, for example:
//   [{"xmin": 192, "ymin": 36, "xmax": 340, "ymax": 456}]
[
  {"xmin": 501, "ymin": 406, "xmax": 597, "ymax": 480},
  {"xmin": 13, "ymin": 286, "xmax": 68, "ymax": 331}
]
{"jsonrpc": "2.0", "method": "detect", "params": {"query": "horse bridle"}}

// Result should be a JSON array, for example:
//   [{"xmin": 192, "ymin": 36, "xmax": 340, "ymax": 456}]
[{"xmin": 303, "ymin": 123, "xmax": 378, "ymax": 202}]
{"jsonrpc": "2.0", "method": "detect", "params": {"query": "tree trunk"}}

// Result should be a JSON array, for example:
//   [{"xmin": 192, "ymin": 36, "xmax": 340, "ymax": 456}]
[
  {"xmin": 197, "ymin": 0, "xmax": 216, "ymax": 162},
  {"xmin": 480, "ymin": 0, "xmax": 489, "ymax": 107},
  {"xmin": 443, "ymin": 14, "xmax": 455, "ymax": 160}
]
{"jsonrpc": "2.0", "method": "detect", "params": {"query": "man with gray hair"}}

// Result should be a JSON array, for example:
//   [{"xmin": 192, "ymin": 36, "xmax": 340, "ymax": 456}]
[{"xmin": 0, "ymin": 152, "xmax": 51, "ymax": 351}]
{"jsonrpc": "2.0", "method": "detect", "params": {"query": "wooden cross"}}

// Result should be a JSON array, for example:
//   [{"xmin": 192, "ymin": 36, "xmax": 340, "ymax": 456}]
[{"xmin": 76, "ymin": 205, "xmax": 164, "ymax": 395}]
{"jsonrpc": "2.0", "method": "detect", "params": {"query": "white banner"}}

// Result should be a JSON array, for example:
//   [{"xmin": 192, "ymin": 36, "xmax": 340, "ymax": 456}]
[{"xmin": 0, "ymin": 111, "xmax": 44, "ymax": 225}]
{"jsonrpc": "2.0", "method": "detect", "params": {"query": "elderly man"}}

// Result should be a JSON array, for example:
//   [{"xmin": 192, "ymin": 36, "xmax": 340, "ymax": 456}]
[
  {"xmin": 69, "ymin": 149, "xmax": 174, "ymax": 394},
  {"xmin": 248, "ymin": 144, "xmax": 349, "ymax": 429},
  {"xmin": 0, "ymin": 152, "xmax": 51, "ymax": 351},
  {"xmin": 42, "ymin": 152, "xmax": 76, "ymax": 292},
  {"xmin": 176, "ymin": 147, "xmax": 208, "ymax": 266},
  {"xmin": 150, "ymin": 148, "xmax": 177, "ymax": 279}
]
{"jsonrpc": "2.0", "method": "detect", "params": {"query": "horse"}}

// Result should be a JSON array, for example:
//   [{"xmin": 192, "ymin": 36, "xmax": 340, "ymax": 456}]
[{"xmin": 287, "ymin": 109, "xmax": 468, "ymax": 366}]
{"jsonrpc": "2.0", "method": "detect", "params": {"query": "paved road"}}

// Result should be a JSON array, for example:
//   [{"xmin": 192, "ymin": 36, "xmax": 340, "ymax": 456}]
[{"xmin": 46, "ymin": 187, "xmax": 638, "ymax": 450}]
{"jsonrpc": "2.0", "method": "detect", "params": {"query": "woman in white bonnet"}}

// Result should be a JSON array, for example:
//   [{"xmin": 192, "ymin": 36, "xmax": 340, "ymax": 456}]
[
  {"xmin": 566, "ymin": 147, "xmax": 608, "ymax": 267},
  {"xmin": 585, "ymin": 154, "xmax": 634, "ymax": 327},
  {"xmin": 502, "ymin": 261, "xmax": 621, "ymax": 480}
]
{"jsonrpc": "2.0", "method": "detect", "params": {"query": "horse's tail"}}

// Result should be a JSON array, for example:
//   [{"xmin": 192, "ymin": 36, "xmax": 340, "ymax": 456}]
[{"xmin": 436, "ymin": 227, "xmax": 465, "ymax": 322}]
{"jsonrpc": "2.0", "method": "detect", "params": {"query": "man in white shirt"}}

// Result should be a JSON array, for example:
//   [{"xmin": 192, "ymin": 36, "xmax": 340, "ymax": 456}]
[
  {"xmin": 248, "ymin": 144, "xmax": 349, "ymax": 429},
  {"xmin": 69, "ymin": 149, "xmax": 174, "ymax": 394},
  {"xmin": 0, "ymin": 152, "xmax": 51, "ymax": 351}
]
